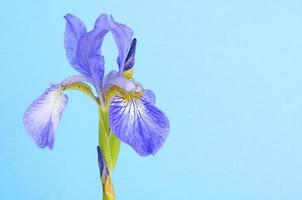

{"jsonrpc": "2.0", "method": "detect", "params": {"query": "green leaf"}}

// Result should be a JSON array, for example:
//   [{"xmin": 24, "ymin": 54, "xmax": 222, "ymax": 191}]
[
  {"xmin": 98, "ymin": 108, "xmax": 113, "ymax": 171},
  {"xmin": 98, "ymin": 106, "xmax": 121, "ymax": 172},
  {"xmin": 109, "ymin": 133, "xmax": 121, "ymax": 170}
]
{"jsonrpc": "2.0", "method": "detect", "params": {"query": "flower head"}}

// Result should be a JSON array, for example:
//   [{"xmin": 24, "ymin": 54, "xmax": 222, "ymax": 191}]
[{"xmin": 23, "ymin": 13, "xmax": 170, "ymax": 156}]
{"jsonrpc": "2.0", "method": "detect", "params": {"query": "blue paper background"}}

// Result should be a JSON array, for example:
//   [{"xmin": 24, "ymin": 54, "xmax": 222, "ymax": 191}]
[{"xmin": 1, "ymin": 0, "xmax": 302, "ymax": 199}]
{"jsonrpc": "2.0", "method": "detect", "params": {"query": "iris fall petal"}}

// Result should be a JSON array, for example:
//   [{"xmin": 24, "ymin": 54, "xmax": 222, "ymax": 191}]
[
  {"xmin": 142, "ymin": 89, "xmax": 156, "ymax": 105},
  {"xmin": 109, "ymin": 92, "xmax": 169, "ymax": 156},
  {"xmin": 23, "ymin": 84, "xmax": 68, "ymax": 149}
]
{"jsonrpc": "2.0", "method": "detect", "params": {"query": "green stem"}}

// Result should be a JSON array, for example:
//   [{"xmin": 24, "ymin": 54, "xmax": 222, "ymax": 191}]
[{"xmin": 98, "ymin": 106, "xmax": 120, "ymax": 200}]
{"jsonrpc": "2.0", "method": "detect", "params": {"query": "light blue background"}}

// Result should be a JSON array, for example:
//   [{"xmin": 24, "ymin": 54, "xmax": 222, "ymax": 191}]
[{"xmin": 0, "ymin": 0, "xmax": 302, "ymax": 199}]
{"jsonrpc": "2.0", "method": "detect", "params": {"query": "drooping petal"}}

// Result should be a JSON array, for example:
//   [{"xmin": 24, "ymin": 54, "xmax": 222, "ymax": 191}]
[
  {"xmin": 142, "ymin": 89, "xmax": 156, "ymax": 104},
  {"xmin": 102, "ymin": 70, "xmax": 136, "ymax": 93},
  {"xmin": 64, "ymin": 14, "xmax": 88, "ymax": 75},
  {"xmin": 109, "ymin": 92, "xmax": 170, "ymax": 156},
  {"xmin": 23, "ymin": 84, "xmax": 68, "ymax": 149},
  {"xmin": 109, "ymin": 15, "xmax": 133, "ymax": 73},
  {"xmin": 124, "ymin": 38, "xmax": 137, "ymax": 71},
  {"xmin": 76, "ymin": 14, "xmax": 111, "ymax": 90}
]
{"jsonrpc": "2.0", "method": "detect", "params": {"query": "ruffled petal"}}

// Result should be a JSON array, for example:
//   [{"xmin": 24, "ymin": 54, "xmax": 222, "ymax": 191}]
[
  {"xmin": 124, "ymin": 38, "xmax": 137, "ymax": 71},
  {"xmin": 23, "ymin": 84, "xmax": 68, "ymax": 149},
  {"xmin": 64, "ymin": 14, "xmax": 88, "ymax": 75},
  {"xmin": 109, "ymin": 92, "xmax": 170, "ymax": 156},
  {"xmin": 76, "ymin": 14, "xmax": 111, "ymax": 90},
  {"xmin": 109, "ymin": 16, "xmax": 133, "ymax": 73}
]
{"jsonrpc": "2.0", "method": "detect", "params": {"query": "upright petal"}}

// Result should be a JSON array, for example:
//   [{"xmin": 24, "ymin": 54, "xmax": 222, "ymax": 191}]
[
  {"xmin": 64, "ymin": 14, "xmax": 88, "ymax": 75},
  {"xmin": 109, "ymin": 92, "xmax": 170, "ymax": 156},
  {"xmin": 23, "ymin": 84, "xmax": 68, "ymax": 149},
  {"xmin": 76, "ymin": 14, "xmax": 111, "ymax": 90},
  {"xmin": 109, "ymin": 16, "xmax": 133, "ymax": 73},
  {"xmin": 124, "ymin": 38, "xmax": 137, "ymax": 71}
]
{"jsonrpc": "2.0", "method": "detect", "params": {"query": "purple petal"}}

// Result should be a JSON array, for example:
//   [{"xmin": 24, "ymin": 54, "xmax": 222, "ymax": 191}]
[
  {"xmin": 23, "ymin": 84, "xmax": 68, "ymax": 149},
  {"xmin": 76, "ymin": 14, "xmax": 111, "ymax": 90},
  {"xmin": 109, "ymin": 15, "xmax": 133, "ymax": 73},
  {"xmin": 109, "ymin": 92, "xmax": 170, "ymax": 156},
  {"xmin": 102, "ymin": 70, "xmax": 136, "ymax": 92},
  {"xmin": 124, "ymin": 38, "xmax": 137, "ymax": 71},
  {"xmin": 142, "ymin": 89, "xmax": 156, "ymax": 104},
  {"xmin": 60, "ymin": 75, "xmax": 94, "ymax": 86},
  {"xmin": 64, "ymin": 14, "xmax": 88, "ymax": 75}
]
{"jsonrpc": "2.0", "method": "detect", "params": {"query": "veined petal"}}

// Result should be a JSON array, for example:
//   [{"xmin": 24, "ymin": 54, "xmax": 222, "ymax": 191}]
[
  {"xmin": 64, "ymin": 14, "xmax": 88, "ymax": 75},
  {"xmin": 76, "ymin": 14, "xmax": 111, "ymax": 90},
  {"xmin": 109, "ymin": 92, "xmax": 170, "ymax": 156},
  {"xmin": 109, "ymin": 15, "xmax": 133, "ymax": 73},
  {"xmin": 23, "ymin": 84, "xmax": 68, "ymax": 149},
  {"xmin": 124, "ymin": 38, "xmax": 137, "ymax": 71},
  {"xmin": 142, "ymin": 89, "xmax": 156, "ymax": 105}
]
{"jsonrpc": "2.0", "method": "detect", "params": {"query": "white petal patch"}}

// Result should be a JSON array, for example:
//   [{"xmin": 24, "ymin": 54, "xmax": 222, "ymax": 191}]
[{"xmin": 23, "ymin": 84, "xmax": 68, "ymax": 149}]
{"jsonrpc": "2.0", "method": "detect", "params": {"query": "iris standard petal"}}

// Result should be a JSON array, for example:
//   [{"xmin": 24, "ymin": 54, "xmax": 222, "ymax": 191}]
[
  {"xmin": 23, "ymin": 84, "xmax": 68, "ymax": 149},
  {"xmin": 109, "ymin": 15, "xmax": 133, "ymax": 73},
  {"xmin": 64, "ymin": 14, "xmax": 88, "ymax": 75},
  {"xmin": 109, "ymin": 93, "xmax": 170, "ymax": 156},
  {"xmin": 76, "ymin": 14, "xmax": 111, "ymax": 90}
]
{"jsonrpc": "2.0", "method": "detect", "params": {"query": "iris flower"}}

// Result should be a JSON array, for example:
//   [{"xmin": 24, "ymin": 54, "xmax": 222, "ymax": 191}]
[{"xmin": 23, "ymin": 13, "xmax": 170, "ymax": 199}]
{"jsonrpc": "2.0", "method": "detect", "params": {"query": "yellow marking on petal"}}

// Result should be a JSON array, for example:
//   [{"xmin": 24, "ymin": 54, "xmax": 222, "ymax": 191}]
[
  {"xmin": 122, "ymin": 69, "xmax": 134, "ymax": 80},
  {"xmin": 104, "ymin": 82, "xmax": 144, "ymax": 106},
  {"xmin": 119, "ymin": 88, "xmax": 144, "ymax": 102},
  {"xmin": 132, "ymin": 91, "xmax": 143, "ymax": 100},
  {"xmin": 105, "ymin": 86, "xmax": 125, "ymax": 105},
  {"xmin": 62, "ymin": 82, "xmax": 99, "ymax": 103}
]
